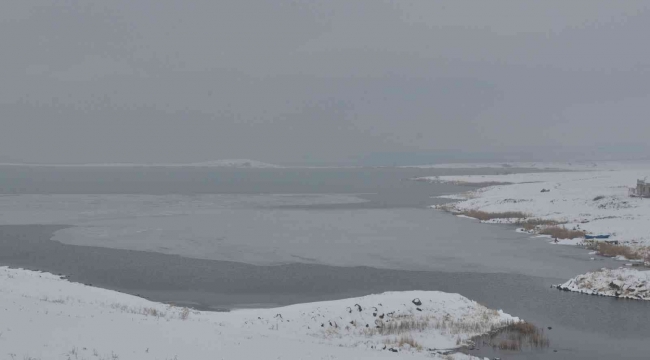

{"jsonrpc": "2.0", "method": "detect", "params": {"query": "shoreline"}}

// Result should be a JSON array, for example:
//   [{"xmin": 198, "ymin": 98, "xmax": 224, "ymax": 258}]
[{"xmin": 424, "ymin": 168, "xmax": 650, "ymax": 301}]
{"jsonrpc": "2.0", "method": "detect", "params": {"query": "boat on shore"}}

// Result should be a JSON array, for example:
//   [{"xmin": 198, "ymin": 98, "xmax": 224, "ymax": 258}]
[{"xmin": 585, "ymin": 234, "xmax": 611, "ymax": 240}]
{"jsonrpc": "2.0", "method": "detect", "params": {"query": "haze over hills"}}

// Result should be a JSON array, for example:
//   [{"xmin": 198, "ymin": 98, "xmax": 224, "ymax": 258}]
[{"xmin": 0, "ymin": 159, "xmax": 281, "ymax": 168}]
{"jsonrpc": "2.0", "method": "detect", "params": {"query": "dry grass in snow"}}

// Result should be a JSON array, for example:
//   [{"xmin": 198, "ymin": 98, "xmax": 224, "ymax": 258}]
[
  {"xmin": 556, "ymin": 267, "xmax": 650, "ymax": 300},
  {"xmin": 0, "ymin": 266, "xmax": 518, "ymax": 360},
  {"xmin": 428, "ymin": 169, "xmax": 650, "ymax": 246},
  {"xmin": 538, "ymin": 226, "xmax": 586, "ymax": 240}
]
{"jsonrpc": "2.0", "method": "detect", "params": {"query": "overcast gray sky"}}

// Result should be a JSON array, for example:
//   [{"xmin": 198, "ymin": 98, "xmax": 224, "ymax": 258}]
[{"xmin": 2, "ymin": 1, "xmax": 650, "ymax": 165}]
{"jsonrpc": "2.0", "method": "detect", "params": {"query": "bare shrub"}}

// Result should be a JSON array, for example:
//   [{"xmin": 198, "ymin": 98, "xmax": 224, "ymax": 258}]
[
  {"xmin": 368, "ymin": 318, "xmax": 430, "ymax": 336},
  {"xmin": 459, "ymin": 210, "xmax": 529, "ymax": 221},
  {"xmin": 180, "ymin": 307, "xmax": 190, "ymax": 320},
  {"xmin": 595, "ymin": 243, "xmax": 649, "ymax": 260},
  {"xmin": 109, "ymin": 303, "xmax": 168, "ymax": 318},
  {"xmin": 397, "ymin": 335, "xmax": 421, "ymax": 349},
  {"xmin": 143, "ymin": 307, "xmax": 162, "ymax": 317},
  {"xmin": 516, "ymin": 218, "xmax": 563, "ymax": 231},
  {"xmin": 39, "ymin": 296, "xmax": 66, "ymax": 304},
  {"xmin": 539, "ymin": 226, "xmax": 585, "ymax": 239},
  {"xmin": 498, "ymin": 339, "xmax": 520, "ymax": 350},
  {"xmin": 483, "ymin": 321, "xmax": 549, "ymax": 351},
  {"xmin": 505, "ymin": 321, "xmax": 537, "ymax": 335}
]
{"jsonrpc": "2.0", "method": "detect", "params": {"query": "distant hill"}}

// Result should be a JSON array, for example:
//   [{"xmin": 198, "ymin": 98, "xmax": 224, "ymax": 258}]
[
  {"xmin": 0, "ymin": 159, "xmax": 281, "ymax": 168},
  {"xmin": 186, "ymin": 159, "xmax": 281, "ymax": 168}
]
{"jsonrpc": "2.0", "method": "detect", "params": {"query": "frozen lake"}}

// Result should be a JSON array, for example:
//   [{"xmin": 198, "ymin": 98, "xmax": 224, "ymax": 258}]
[{"xmin": 0, "ymin": 165, "xmax": 648, "ymax": 359}]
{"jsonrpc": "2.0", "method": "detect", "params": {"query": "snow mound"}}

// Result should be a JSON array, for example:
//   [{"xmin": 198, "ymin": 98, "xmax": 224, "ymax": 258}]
[
  {"xmin": 556, "ymin": 267, "xmax": 650, "ymax": 300},
  {"xmin": 0, "ymin": 267, "xmax": 513, "ymax": 359}
]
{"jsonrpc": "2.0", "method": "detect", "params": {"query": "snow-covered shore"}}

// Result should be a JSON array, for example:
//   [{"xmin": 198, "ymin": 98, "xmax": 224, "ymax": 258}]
[
  {"xmin": 420, "ymin": 169, "xmax": 650, "ymax": 246},
  {"xmin": 405, "ymin": 160, "xmax": 650, "ymax": 171},
  {"xmin": 556, "ymin": 267, "xmax": 650, "ymax": 300},
  {"xmin": 0, "ymin": 266, "xmax": 517, "ymax": 360},
  {"xmin": 420, "ymin": 165, "xmax": 650, "ymax": 301}
]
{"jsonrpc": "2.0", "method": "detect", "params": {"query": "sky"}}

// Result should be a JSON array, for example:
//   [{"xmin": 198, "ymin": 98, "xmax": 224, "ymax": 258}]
[{"xmin": 2, "ymin": 1, "xmax": 650, "ymax": 165}]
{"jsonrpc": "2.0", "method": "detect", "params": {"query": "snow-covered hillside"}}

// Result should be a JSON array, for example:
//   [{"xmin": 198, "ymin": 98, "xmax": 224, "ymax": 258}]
[{"xmin": 0, "ymin": 267, "xmax": 517, "ymax": 360}]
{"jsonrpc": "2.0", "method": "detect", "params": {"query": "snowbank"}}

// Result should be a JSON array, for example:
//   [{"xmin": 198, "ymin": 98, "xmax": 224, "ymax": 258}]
[
  {"xmin": 421, "ymin": 170, "xmax": 650, "ymax": 245},
  {"xmin": 0, "ymin": 267, "xmax": 514, "ymax": 359},
  {"xmin": 556, "ymin": 267, "xmax": 650, "ymax": 300}
]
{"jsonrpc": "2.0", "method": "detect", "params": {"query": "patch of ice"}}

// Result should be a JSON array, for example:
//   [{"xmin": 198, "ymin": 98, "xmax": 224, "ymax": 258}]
[{"xmin": 437, "ymin": 194, "xmax": 470, "ymax": 200}]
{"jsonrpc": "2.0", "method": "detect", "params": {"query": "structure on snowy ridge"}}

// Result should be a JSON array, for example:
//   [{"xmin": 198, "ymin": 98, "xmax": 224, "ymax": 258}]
[{"xmin": 630, "ymin": 179, "xmax": 650, "ymax": 198}]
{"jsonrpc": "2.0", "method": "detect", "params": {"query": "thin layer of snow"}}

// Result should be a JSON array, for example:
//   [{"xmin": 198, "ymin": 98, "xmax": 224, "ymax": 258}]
[
  {"xmin": 551, "ymin": 238, "xmax": 584, "ymax": 246},
  {"xmin": 406, "ymin": 160, "xmax": 650, "ymax": 171},
  {"xmin": 556, "ymin": 267, "xmax": 650, "ymax": 300},
  {"xmin": 0, "ymin": 266, "xmax": 513, "ymax": 359},
  {"xmin": 0, "ymin": 159, "xmax": 281, "ymax": 168},
  {"xmin": 427, "ymin": 169, "xmax": 650, "ymax": 245},
  {"xmin": 436, "ymin": 194, "xmax": 472, "ymax": 200}
]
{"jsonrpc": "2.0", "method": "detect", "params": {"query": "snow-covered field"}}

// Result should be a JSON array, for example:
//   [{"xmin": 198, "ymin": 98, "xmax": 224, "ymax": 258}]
[
  {"xmin": 407, "ymin": 160, "xmax": 650, "ymax": 171},
  {"xmin": 421, "ymin": 169, "xmax": 650, "ymax": 245},
  {"xmin": 556, "ymin": 267, "xmax": 650, "ymax": 300},
  {"xmin": 420, "ymin": 165, "xmax": 650, "ymax": 301},
  {"xmin": 0, "ymin": 266, "xmax": 517, "ymax": 360}
]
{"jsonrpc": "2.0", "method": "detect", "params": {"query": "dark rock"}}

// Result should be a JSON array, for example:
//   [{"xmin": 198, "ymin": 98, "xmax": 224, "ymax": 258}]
[{"xmin": 412, "ymin": 298, "xmax": 422, "ymax": 306}]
